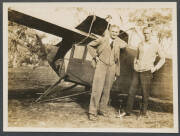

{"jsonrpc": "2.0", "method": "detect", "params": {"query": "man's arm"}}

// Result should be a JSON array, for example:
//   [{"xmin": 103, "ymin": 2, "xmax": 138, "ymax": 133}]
[
  {"xmin": 115, "ymin": 39, "xmax": 128, "ymax": 77},
  {"xmin": 151, "ymin": 45, "xmax": 165, "ymax": 72},
  {"xmin": 134, "ymin": 42, "xmax": 142, "ymax": 63},
  {"xmin": 155, "ymin": 46, "xmax": 165, "ymax": 70},
  {"xmin": 87, "ymin": 38, "xmax": 102, "ymax": 59},
  {"xmin": 120, "ymin": 39, "xmax": 128, "ymax": 49}
]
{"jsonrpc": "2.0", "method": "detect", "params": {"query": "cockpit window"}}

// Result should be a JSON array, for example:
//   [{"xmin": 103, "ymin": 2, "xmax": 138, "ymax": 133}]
[{"xmin": 73, "ymin": 45, "xmax": 85, "ymax": 59}]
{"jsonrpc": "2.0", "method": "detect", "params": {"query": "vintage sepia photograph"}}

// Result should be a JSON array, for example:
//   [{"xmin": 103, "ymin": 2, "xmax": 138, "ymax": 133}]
[{"xmin": 3, "ymin": 2, "xmax": 178, "ymax": 132}]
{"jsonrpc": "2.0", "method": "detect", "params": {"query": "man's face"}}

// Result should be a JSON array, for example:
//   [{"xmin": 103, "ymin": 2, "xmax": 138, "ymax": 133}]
[
  {"xmin": 143, "ymin": 28, "xmax": 152, "ymax": 42},
  {"xmin": 109, "ymin": 27, "xmax": 119, "ymax": 40}
]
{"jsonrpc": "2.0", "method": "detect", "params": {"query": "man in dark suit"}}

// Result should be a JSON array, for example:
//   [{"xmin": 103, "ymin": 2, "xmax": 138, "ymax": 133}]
[{"xmin": 87, "ymin": 25, "xmax": 127, "ymax": 121}]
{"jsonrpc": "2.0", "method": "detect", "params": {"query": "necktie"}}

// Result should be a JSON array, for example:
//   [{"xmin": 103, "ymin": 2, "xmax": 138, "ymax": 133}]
[{"xmin": 110, "ymin": 41, "xmax": 114, "ymax": 49}]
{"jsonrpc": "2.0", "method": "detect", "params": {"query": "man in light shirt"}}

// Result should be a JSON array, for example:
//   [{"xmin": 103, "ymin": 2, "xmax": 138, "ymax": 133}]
[{"xmin": 120, "ymin": 26, "xmax": 165, "ymax": 117}]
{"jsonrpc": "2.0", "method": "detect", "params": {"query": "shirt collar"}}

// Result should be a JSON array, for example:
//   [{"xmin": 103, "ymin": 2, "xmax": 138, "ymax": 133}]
[{"xmin": 109, "ymin": 38, "xmax": 114, "ymax": 44}]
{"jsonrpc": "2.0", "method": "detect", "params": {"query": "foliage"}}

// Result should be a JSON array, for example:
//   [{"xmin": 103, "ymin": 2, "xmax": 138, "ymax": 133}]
[
  {"xmin": 128, "ymin": 8, "xmax": 173, "ymax": 58},
  {"xmin": 8, "ymin": 21, "xmax": 47, "ymax": 68},
  {"xmin": 128, "ymin": 8, "xmax": 172, "ymax": 40}
]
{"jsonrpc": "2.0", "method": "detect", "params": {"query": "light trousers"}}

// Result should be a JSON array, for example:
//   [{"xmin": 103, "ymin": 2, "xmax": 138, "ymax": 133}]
[{"xmin": 89, "ymin": 60, "xmax": 116, "ymax": 115}]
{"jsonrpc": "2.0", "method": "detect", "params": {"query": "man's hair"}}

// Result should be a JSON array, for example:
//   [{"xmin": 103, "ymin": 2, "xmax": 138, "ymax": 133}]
[
  {"xmin": 105, "ymin": 15, "xmax": 112, "ymax": 20},
  {"xmin": 109, "ymin": 24, "xmax": 120, "ymax": 31},
  {"xmin": 143, "ymin": 26, "xmax": 152, "ymax": 33}
]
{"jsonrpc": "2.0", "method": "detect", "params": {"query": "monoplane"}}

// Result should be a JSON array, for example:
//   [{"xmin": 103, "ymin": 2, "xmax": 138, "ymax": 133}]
[{"xmin": 8, "ymin": 9, "xmax": 172, "ymax": 103}]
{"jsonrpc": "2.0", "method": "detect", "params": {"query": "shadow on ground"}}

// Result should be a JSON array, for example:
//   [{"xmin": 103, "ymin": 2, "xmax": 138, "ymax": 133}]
[{"xmin": 8, "ymin": 84, "xmax": 173, "ymax": 113}]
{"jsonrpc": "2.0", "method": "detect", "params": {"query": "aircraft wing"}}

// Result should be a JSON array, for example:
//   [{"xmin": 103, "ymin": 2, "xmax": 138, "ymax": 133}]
[
  {"xmin": 76, "ymin": 15, "xmax": 129, "ymax": 43},
  {"xmin": 76, "ymin": 15, "xmax": 108, "ymax": 36},
  {"xmin": 8, "ymin": 9, "xmax": 97, "ymax": 44}
]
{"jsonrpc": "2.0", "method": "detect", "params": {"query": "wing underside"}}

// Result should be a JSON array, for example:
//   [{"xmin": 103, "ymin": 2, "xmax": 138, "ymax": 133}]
[{"xmin": 8, "ymin": 9, "xmax": 96, "ymax": 44}]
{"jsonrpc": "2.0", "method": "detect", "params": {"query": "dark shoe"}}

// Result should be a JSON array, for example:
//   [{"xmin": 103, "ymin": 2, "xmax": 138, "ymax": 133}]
[
  {"xmin": 98, "ymin": 111, "xmax": 109, "ymax": 117},
  {"xmin": 89, "ymin": 114, "xmax": 98, "ymax": 121},
  {"xmin": 117, "ymin": 112, "xmax": 131, "ymax": 118}
]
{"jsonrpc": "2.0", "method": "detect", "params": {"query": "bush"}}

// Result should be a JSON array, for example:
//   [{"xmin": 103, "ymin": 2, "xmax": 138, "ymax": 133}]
[{"xmin": 8, "ymin": 21, "xmax": 47, "ymax": 68}]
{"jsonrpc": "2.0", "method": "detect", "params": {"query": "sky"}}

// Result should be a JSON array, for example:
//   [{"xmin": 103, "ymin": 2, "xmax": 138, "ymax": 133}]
[{"xmin": 7, "ymin": 3, "xmax": 174, "ymax": 30}]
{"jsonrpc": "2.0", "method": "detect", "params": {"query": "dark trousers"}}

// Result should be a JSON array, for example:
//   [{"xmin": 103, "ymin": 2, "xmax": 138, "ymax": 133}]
[{"xmin": 125, "ymin": 70, "xmax": 153, "ymax": 114}]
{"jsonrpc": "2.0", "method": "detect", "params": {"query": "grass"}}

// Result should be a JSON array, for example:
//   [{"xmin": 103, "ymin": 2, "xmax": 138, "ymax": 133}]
[{"xmin": 8, "ymin": 87, "xmax": 173, "ymax": 128}]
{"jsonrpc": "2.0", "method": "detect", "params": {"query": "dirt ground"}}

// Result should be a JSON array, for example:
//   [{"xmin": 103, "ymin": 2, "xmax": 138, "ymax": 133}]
[{"xmin": 8, "ymin": 84, "xmax": 173, "ymax": 128}]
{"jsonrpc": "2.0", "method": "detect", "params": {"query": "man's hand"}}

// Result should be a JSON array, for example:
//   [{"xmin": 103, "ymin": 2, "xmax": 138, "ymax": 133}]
[
  {"xmin": 134, "ymin": 58, "xmax": 139, "ymax": 64},
  {"xmin": 151, "ymin": 66, "xmax": 157, "ymax": 73},
  {"xmin": 95, "ymin": 56, "xmax": 100, "ymax": 62}
]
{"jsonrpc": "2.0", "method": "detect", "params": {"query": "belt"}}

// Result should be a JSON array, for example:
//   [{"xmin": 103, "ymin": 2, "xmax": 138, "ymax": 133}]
[
  {"xmin": 135, "ymin": 69, "xmax": 151, "ymax": 72},
  {"xmin": 99, "ymin": 58, "xmax": 115, "ymax": 66}
]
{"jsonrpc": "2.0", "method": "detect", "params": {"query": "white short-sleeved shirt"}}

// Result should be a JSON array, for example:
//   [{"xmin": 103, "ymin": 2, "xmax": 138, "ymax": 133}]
[{"xmin": 134, "ymin": 41, "xmax": 164, "ymax": 72}]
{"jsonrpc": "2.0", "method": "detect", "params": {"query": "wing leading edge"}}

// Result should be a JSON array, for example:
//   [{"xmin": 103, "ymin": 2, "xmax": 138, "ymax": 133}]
[{"xmin": 8, "ymin": 9, "xmax": 96, "ymax": 44}]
